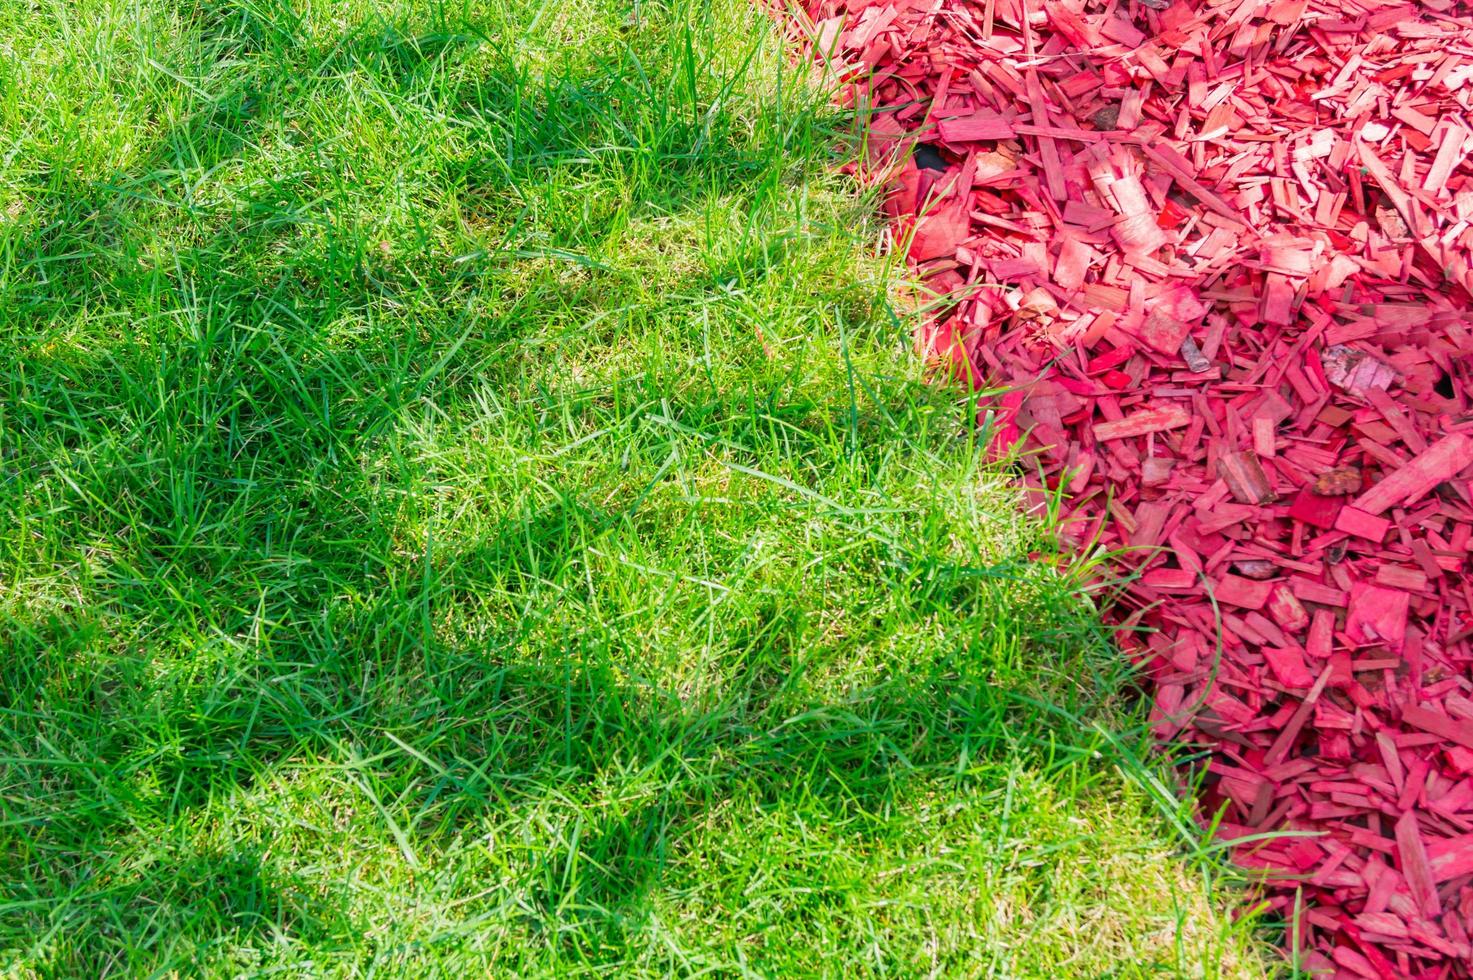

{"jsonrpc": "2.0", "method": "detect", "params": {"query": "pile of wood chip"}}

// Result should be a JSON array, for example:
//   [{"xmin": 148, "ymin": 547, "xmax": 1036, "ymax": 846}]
[{"xmin": 785, "ymin": 0, "xmax": 1473, "ymax": 973}]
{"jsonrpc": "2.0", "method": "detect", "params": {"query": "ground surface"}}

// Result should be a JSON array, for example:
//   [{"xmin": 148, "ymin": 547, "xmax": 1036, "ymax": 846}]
[{"xmin": 3, "ymin": 0, "xmax": 1270, "ymax": 975}]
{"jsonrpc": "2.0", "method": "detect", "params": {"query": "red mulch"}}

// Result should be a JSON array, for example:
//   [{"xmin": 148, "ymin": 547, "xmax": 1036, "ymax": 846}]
[{"xmin": 783, "ymin": 0, "xmax": 1473, "ymax": 974}]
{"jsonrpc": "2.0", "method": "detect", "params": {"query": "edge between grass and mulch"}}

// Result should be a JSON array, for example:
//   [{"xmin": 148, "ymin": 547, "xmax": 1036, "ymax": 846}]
[{"xmin": 1, "ymin": 0, "xmax": 1278, "ymax": 975}]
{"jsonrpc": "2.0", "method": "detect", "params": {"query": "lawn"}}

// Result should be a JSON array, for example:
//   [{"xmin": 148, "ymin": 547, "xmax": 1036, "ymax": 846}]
[{"xmin": 2, "ymin": 0, "xmax": 1270, "ymax": 975}]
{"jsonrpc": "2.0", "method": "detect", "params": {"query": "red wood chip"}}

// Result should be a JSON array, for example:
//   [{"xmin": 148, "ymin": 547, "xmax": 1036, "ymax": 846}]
[
  {"xmin": 1289, "ymin": 488, "xmax": 1343, "ymax": 530},
  {"xmin": 1218, "ymin": 451, "xmax": 1277, "ymax": 505},
  {"xmin": 936, "ymin": 110, "xmax": 1015, "ymax": 143},
  {"xmin": 1430, "ymin": 835, "xmax": 1473, "ymax": 883},
  {"xmin": 1354, "ymin": 433, "xmax": 1473, "ymax": 516},
  {"xmin": 1265, "ymin": 645, "xmax": 1315, "ymax": 689},
  {"xmin": 1396, "ymin": 812, "xmax": 1442, "ymax": 920},
  {"xmin": 1346, "ymin": 583, "xmax": 1410, "ymax": 653},
  {"xmin": 1404, "ymin": 706, "xmax": 1473, "ymax": 753},
  {"xmin": 790, "ymin": 0, "xmax": 1473, "ymax": 970},
  {"xmin": 1333, "ymin": 506, "xmax": 1391, "ymax": 543},
  {"xmin": 1092, "ymin": 404, "xmax": 1191, "ymax": 441},
  {"xmin": 1215, "ymin": 574, "xmax": 1274, "ymax": 611}
]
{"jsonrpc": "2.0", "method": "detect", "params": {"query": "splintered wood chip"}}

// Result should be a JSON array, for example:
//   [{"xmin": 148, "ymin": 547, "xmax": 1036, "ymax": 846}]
[
  {"xmin": 1218, "ymin": 451, "xmax": 1277, "ymax": 505},
  {"xmin": 1354, "ymin": 434, "xmax": 1473, "ymax": 515},
  {"xmin": 1179, "ymin": 335, "xmax": 1211, "ymax": 373},
  {"xmin": 1093, "ymin": 405, "xmax": 1190, "ymax": 441},
  {"xmin": 1321, "ymin": 345, "xmax": 1396, "ymax": 397}
]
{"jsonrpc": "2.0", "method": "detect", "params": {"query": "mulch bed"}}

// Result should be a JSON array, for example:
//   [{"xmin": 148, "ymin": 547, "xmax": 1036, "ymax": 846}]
[{"xmin": 783, "ymin": 0, "xmax": 1473, "ymax": 973}]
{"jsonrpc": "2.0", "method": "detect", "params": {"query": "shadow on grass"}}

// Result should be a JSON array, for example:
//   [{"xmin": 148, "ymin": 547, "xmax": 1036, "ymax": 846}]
[
  {"xmin": 1, "ymin": 283, "xmax": 1121, "ymax": 974},
  {"xmin": 3, "ymin": 586, "xmax": 1117, "ymax": 973}
]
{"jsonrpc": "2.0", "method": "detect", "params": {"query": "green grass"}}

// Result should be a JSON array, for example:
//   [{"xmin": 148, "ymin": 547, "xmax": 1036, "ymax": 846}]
[{"xmin": 1, "ymin": 0, "xmax": 1272, "ymax": 975}]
